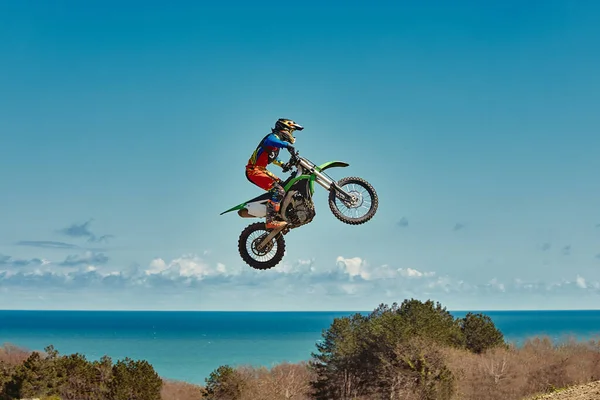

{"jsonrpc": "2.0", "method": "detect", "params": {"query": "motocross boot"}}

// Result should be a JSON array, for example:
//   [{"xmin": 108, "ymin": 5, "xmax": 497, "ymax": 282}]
[{"xmin": 265, "ymin": 200, "xmax": 287, "ymax": 230}]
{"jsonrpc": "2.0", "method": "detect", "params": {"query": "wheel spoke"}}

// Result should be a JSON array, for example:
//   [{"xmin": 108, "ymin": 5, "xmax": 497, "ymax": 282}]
[
  {"xmin": 246, "ymin": 229, "xmax": 278, "ymax": 261},
  {"xmin": 238, "ymin": 222, "xmax": 286, "ymax": 270},
  {"xmin": 328, "ymin": 177, "xmax": 378, "ymax": 225},
  {"xmin": 333, "ymin": 183, "xmax": 374, "ymax": 220}
]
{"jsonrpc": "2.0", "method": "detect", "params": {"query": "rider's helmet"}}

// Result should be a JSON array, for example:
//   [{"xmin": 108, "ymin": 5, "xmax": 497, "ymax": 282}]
[{"xmin": 273, "ymin": 118, "xmax": 304, "ymax": 144}]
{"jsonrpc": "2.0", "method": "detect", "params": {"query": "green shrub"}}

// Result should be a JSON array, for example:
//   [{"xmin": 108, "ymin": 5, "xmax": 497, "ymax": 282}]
[
  {"xmin": 203, "ymin": 365, "xmax": 246, "ymax": 400},
  {"xmin": 109, "ymin": 357, "xmax": 162, "ymax": 400},
  {"xmin": 460, "ymin": 312, "xmax": 506, "ymax": 353}
]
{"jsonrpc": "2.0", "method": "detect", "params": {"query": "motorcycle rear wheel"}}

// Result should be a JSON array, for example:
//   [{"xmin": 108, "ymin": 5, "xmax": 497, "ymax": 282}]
[
  {"xmin": 328, "ymin": 176, "xmax": 378, "ymax": 225},
  {"xmin": 238, "ymin": 222, "xmax": 286, "ymax": 270}
]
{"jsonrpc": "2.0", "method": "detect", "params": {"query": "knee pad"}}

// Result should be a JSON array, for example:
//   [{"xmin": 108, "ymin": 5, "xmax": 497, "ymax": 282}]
[{"xmin": 269, "ymin": 184, "xmax": 285, "ymax": 203}]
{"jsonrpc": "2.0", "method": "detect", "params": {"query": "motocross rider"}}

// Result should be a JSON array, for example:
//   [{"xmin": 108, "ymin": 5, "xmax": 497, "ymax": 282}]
[{"xmin": 246, "ymin": 118, "xmax": 304, "ymax": 230}]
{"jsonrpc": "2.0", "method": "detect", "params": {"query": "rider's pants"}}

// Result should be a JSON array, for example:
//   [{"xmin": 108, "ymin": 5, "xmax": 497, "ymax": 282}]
[{"xmin": 245, "ymin": 167, "xmax": 285, "ymax": 205}]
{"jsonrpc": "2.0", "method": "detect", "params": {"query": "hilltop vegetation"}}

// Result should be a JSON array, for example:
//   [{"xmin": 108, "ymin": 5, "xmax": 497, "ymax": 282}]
[
  {"xmin": 0, "ymin": 345, "xmax": 163, "ymax": 400},
  {"xmin": 202, "ymin": 299, "xmax": 600, "ymax": 400},
  {"xmin": 1, "ymin": 298, "xmax": 600, "ymax": 400}
]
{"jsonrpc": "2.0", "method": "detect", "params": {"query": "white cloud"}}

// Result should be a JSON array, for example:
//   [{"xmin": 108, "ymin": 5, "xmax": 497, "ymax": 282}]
[
  {"xmin": 145, "ymin": 255, "xmax": 227, "ymax": 279},
  {"xmin": 336, "ymin": 256, "xmax": 370, "ymax": 280},
  {"xmin": 147, "ymin": 258, "xmax": 167, "ymax": 274},
  {"xmin": 2, "ymin": 251, "xmax": 600, "ymax": 308},
  {"xmin": 424, "ymin": 275, "xmax": 464, "ymax": 293},
  {"xmin": 277, "ymin": 258, "xmax": 315, "ymax": 274},
  {"xmin": 398, "ymin": 267, "xmax": 435, "ymax": 278},
  {"xmin": 335, "ymin": 256, "xmax": 435, "ymax": 281},
  {"xmin": 216, "ymin": 262, "xmax": 227, "ymax": 274},
  {"xmin": 488, "ymin": 278, "xmax": 506, "ymax": 292}
]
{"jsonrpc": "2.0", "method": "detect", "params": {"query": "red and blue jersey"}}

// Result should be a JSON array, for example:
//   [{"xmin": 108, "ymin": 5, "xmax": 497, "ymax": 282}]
[{"xmin": 246, "ymin": 132, "xmax": 291, "ymax": 169}]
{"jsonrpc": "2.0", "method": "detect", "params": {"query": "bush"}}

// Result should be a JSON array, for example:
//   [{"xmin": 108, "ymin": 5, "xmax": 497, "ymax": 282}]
[
  {"xmin": 3, "ymin": 350, "xmax": 62, "ymax": 399},
  {"xmin": 161, "ymin": 379, "xmax": 205, "ymax": 400},
  {"xmin": 0, "ymin": 343, "xmax": 30, "ymax": 367},
  {"xmin": 460, "ymin": 312, "xmax": 506, "ymax": 354},
  {"xmin": 0, "ymin": 345, "xmax": 162, "ymax": 400},
  {"xmin": 203, "ymin": 365, "xmax": 246, "ymax": 400},
  {"xmin": 200, "ymin": 363, "xmax": 314, "ymax": 400},
  {"xmin": 109, "ymin": 358, "xmax": 162, "ymax": 400},
  {"xmin": 377, "ymin": 337, "xmax": 456, "ymax": 400}
]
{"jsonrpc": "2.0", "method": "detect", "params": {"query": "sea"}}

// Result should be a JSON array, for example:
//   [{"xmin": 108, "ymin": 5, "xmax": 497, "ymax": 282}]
[{"xmin": 1, "ymin": 310, "xmax": 600, "ymax": 385}]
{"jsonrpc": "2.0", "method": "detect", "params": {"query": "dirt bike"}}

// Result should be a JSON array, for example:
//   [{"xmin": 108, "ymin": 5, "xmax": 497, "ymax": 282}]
[{"xmin": 220, "ymin": 148, "xmax": 378, "ymax": 270}]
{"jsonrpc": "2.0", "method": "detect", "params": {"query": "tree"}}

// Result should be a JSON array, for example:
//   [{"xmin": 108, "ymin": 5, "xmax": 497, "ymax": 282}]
[
  {"xmin": 3, "ymin": 350, "xmax": 61, "ymax": 399},
  {"xmin": 460, "ymin": 312, "xmax": 506, "ymax": 354},
  {"xmin": 309, "ymin": 299, "xmax": 503, "ymax": 399},
  {"xmin": 203, "ymin": 365, "xmax": 246, "ymax": 400},
  {"xmin": 309, "ymin": 312, "xmax": 377, "ymax": 399},
  {"xmin": 92, "ymin": 355, "xmax": 114, "ymax": 398},
  {"xmin": 109, "ymin": 357, "xmax": 162, "ymax": 400},
  {"xmin": 264, "ymin": 362, "xmax": 314, "ymax": 399},
  {"xmin": 377, "ymin": 337, "xmax": 456, "ymax": 400},
  {"xmin": 394, "ymin": 299, "xmax": 465, "ymax": 349},
  {"xmin": 0, "ymin": 361, "xmax": 13, "ymax": 393},
  {"xmin": 0, "ymin": 343, "xmax": 167, "ymax": 400},
  {"xmin": 57, "ymin": 352, "xmax": 108, "ymax": 400}
]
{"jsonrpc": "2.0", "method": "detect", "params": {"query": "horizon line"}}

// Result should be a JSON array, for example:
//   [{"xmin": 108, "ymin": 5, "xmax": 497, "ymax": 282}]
[{"xmin": 1, "ymin": 308, "xmax": 600, "ymax": 312}]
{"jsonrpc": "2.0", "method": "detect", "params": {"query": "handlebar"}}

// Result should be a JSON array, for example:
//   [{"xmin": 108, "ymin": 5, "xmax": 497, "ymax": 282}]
[
  {"xmin": 282, "ymin": 147, "xmax": 300, "ymax": 173},
  {"xmin": 288, "ymin": 147, "xmax": 299, "ymax": 160}
]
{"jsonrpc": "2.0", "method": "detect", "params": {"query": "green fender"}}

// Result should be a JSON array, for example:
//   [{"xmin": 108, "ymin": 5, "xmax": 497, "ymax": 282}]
[
  {"xmin": 315, "ymin": 161, "xmax": 350, "ymax": 172},
  {"xmin": 220, "ymin": 202, "xmax": 247, "ymax": 215},
  {"xmin": 282, "ymin": 160, "xmax": 349, "ymax": 194}
]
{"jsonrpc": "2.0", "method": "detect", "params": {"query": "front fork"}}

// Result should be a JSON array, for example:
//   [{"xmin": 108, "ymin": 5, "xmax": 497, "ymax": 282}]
[
  {"xmin": 257, "ymin": 225, "xmax": 286, "ymax": 249},
  {"xmin": 300, "ymin": 160, "xmax": 354, "ymax": 203}
]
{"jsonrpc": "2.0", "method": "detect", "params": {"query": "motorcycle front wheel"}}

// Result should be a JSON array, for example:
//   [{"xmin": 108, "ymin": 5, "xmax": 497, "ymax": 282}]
[
  {"xmin": 238, "ymin": 222, "xmax": 286, "ymax": 270},
  {"xmin": 328, "ymin": 176, "xmax": 378, "ymax": 225}
]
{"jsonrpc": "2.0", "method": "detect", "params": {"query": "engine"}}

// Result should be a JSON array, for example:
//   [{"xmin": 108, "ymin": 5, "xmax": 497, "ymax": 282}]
[{"xmin": 285, "ymin": 192, "xmax": 316, "ymax": 226}]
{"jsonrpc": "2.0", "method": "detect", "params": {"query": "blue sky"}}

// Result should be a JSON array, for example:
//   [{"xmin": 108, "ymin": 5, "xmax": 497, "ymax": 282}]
[{"xmin": 2, "ymin": 0, "xmax": 600, "ymax": 311}]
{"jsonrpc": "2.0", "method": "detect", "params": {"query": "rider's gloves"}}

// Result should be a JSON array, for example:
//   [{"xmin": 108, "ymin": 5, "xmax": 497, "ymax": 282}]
[{"xmin": 287, "ymin": 144, "xmax": 295, "ymax": 153}]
